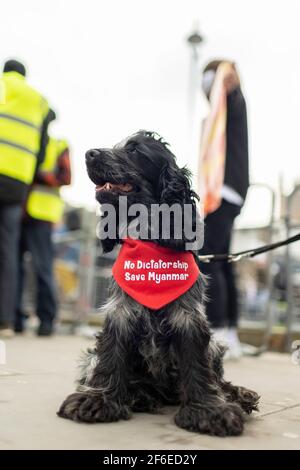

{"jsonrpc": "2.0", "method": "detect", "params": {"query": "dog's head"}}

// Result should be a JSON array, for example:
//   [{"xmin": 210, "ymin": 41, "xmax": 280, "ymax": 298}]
[{"xmin": 86, "ymin": 130, "xmax": 201, "ymax": 252}]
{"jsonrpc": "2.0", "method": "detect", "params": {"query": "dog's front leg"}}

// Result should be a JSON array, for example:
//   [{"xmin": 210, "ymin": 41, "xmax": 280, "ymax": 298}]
[
  {"xmin": 58, "ymin": 314, "xmax": 133, "ymax": 423},
  {"xmin": 169, "ymin": 310, "xmax": 244, "ymax": 436}
]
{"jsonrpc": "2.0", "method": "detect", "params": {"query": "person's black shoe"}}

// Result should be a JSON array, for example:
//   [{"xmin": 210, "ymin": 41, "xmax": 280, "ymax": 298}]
[
  {"xmin": 37, "ymin": 323, "xmax": 54, "ymax": 337},
  {"xmin": 14, "ymin": 313, "xmax": 29, "ymax": 334},
  {"xmin": 14, "ymin": 323, "xmax": 25, "ymax": 334}
]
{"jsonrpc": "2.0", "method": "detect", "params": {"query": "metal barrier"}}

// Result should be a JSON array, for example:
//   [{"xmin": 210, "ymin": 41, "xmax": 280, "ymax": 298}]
[
  {"xmin": 234, "ymin": 183, "xmax": 300, "ymax": 351},
  {"xmin": 53, "ymin": 209, "xmax": 117, "ymax": 327},
  {"xmin": 285, "ymin": 184, "xmax": 300, "ymax": 349},
  {"xmin": 53, "ymin": 210, "xmax": 103, "ymax": 327},
  {"xmin": 233, "ymin": 183, "xmax": 276, "ymax": 348}
]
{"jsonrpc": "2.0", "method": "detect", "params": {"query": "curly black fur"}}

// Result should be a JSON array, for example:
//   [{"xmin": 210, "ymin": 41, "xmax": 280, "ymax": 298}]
[{"xmin": 58, "ymin": 131, "xmax": 259, "ymax": 436}]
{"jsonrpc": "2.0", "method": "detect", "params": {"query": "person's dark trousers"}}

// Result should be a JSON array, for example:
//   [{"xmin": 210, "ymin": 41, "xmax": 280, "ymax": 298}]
[
  {"xmin": 199, "ymin": 199, "xmax": 241, "ymax": 329},
  {"xmin": 0, "ymin": 204, "xmax": 22, "ymax": 328},
  {"xmin": 16, "ymin": 219, "xmax": 57, "ymax": 331}
]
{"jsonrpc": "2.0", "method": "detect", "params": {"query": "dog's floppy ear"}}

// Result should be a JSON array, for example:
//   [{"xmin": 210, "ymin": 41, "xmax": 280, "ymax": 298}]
[
  {"xmin": 158, "ymin": 163, "xmax": 197, "ymax": 205},
  {"xmin": 157, "ymin": 164, "xmax": 202, "ymax": 252}
]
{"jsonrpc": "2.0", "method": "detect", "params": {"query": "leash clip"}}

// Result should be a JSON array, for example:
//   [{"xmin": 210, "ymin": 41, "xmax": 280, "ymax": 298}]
[
  {"xmin": 229, "ymin": 251, "xmax": 255, "ymax": 263},
  {"xmin": 197, "ymin": 254, "xmax": 214, "ymax": 263}
]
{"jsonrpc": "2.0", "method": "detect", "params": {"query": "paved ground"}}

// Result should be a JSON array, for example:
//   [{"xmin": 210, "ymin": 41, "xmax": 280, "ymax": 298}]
[{"xmin": 0, "ymin": 334, "xmax": 300, "ymax": 450}]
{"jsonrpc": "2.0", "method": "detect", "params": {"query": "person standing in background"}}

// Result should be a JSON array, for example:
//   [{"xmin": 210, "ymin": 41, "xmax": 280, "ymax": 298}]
[
  {"xmin": 0, "ymin": 59, "xmax": 50, "ymax": 338},
  {"xmin": 15, "ymin": 115, "xmax": 71, "ymax": 336},
  {"xmin": 199, "ymin": 60, "xmax": 249, "ymax": 359}
]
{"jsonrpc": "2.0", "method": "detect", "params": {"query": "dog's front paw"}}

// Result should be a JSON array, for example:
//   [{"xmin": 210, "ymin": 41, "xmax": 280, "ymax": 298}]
[
  {"xmin": 175, "ymin": 402, "xmax": 244, "ymax": 437},
  {"xmin": 57, "ymin": 392, "xmax": 132, "ymax": 423}
]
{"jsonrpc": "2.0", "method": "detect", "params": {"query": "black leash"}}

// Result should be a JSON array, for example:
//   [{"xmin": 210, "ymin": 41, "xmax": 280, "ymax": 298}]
[{"xmin": 198, "ymin": 232, "xmax": 300, "ymax": 263}]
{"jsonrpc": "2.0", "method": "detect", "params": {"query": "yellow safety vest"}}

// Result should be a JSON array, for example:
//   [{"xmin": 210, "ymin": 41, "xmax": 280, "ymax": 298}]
[
  {"xmin": 0, "ymin": 71, "xmax": 49, "ymax": 184},
  {"xmin": 26, "ymin": 138, "xmax": 68, "ymax": 223},
  {"xmin": 0, "ymin": 78, "xmax": 5, "ymax": 104}
]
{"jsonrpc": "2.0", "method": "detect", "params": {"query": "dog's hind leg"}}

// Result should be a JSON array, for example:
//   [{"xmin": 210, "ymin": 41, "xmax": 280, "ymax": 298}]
[
  {"xmin": 210, "ymin": 340, "xmax": 260, "ymax": 414},
  {"xmin": 130, "ymin": 372, "xmax": 180, "ymax": 413},
  {"xmin": 130, "ymin": 385, "xmax": 164, "ymax": 414},
  {"xmin": 220, "ymin": 381, "xmax": 260, "ymax": 414}
]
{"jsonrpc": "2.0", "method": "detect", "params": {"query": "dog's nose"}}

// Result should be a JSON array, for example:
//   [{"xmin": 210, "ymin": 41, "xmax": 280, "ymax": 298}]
[{"xmin": 85, "ymin": 149, "xmax": 101, "ymax": 163}]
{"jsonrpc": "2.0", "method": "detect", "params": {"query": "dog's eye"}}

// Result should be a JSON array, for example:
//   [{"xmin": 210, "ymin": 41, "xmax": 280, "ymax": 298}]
[{"xmin": 128, "ymin": 148, "xmax": 138, "ymax": 159}]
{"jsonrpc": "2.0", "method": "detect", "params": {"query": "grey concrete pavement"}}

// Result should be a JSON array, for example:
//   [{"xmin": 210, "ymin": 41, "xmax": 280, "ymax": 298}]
[{"xmin": 0, "ymin": 334, "xmax": 300, "ymax": 450}]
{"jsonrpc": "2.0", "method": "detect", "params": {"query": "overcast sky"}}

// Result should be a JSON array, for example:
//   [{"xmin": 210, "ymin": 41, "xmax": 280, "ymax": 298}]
[{"xmin": 1, "ymin": 0, "xmax": 300, "ymax": 226}]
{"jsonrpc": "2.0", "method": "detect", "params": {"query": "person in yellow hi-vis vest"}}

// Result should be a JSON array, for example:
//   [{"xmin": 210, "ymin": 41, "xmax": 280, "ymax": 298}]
[
  {"xmin": 0, "ymin": 59, "xmax": 50, "ymax": 338},
  {"xmin": 15, "ymin": 121, "xmax": 71, "ymax": 336}
]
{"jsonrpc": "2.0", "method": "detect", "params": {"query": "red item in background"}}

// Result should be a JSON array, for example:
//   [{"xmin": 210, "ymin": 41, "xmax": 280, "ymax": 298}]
[
  {"xmin": 35, "ymin": 148, "xmax": 71, "ymax": 187},
  {"xmin": 112, "ymin": 238, "xmax": 200, "ymax": 310}
]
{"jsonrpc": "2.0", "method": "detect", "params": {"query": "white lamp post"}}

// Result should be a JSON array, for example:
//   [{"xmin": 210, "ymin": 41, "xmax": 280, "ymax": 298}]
[{"xmin": 186, "ymin": 28, "xmax": 204, "ymax": 184}]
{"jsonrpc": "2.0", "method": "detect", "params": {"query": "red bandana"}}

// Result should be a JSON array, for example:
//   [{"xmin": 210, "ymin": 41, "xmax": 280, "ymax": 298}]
[{"xmin": 112, "ymin": 238, "xmax": 200, "ymax": 310}]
